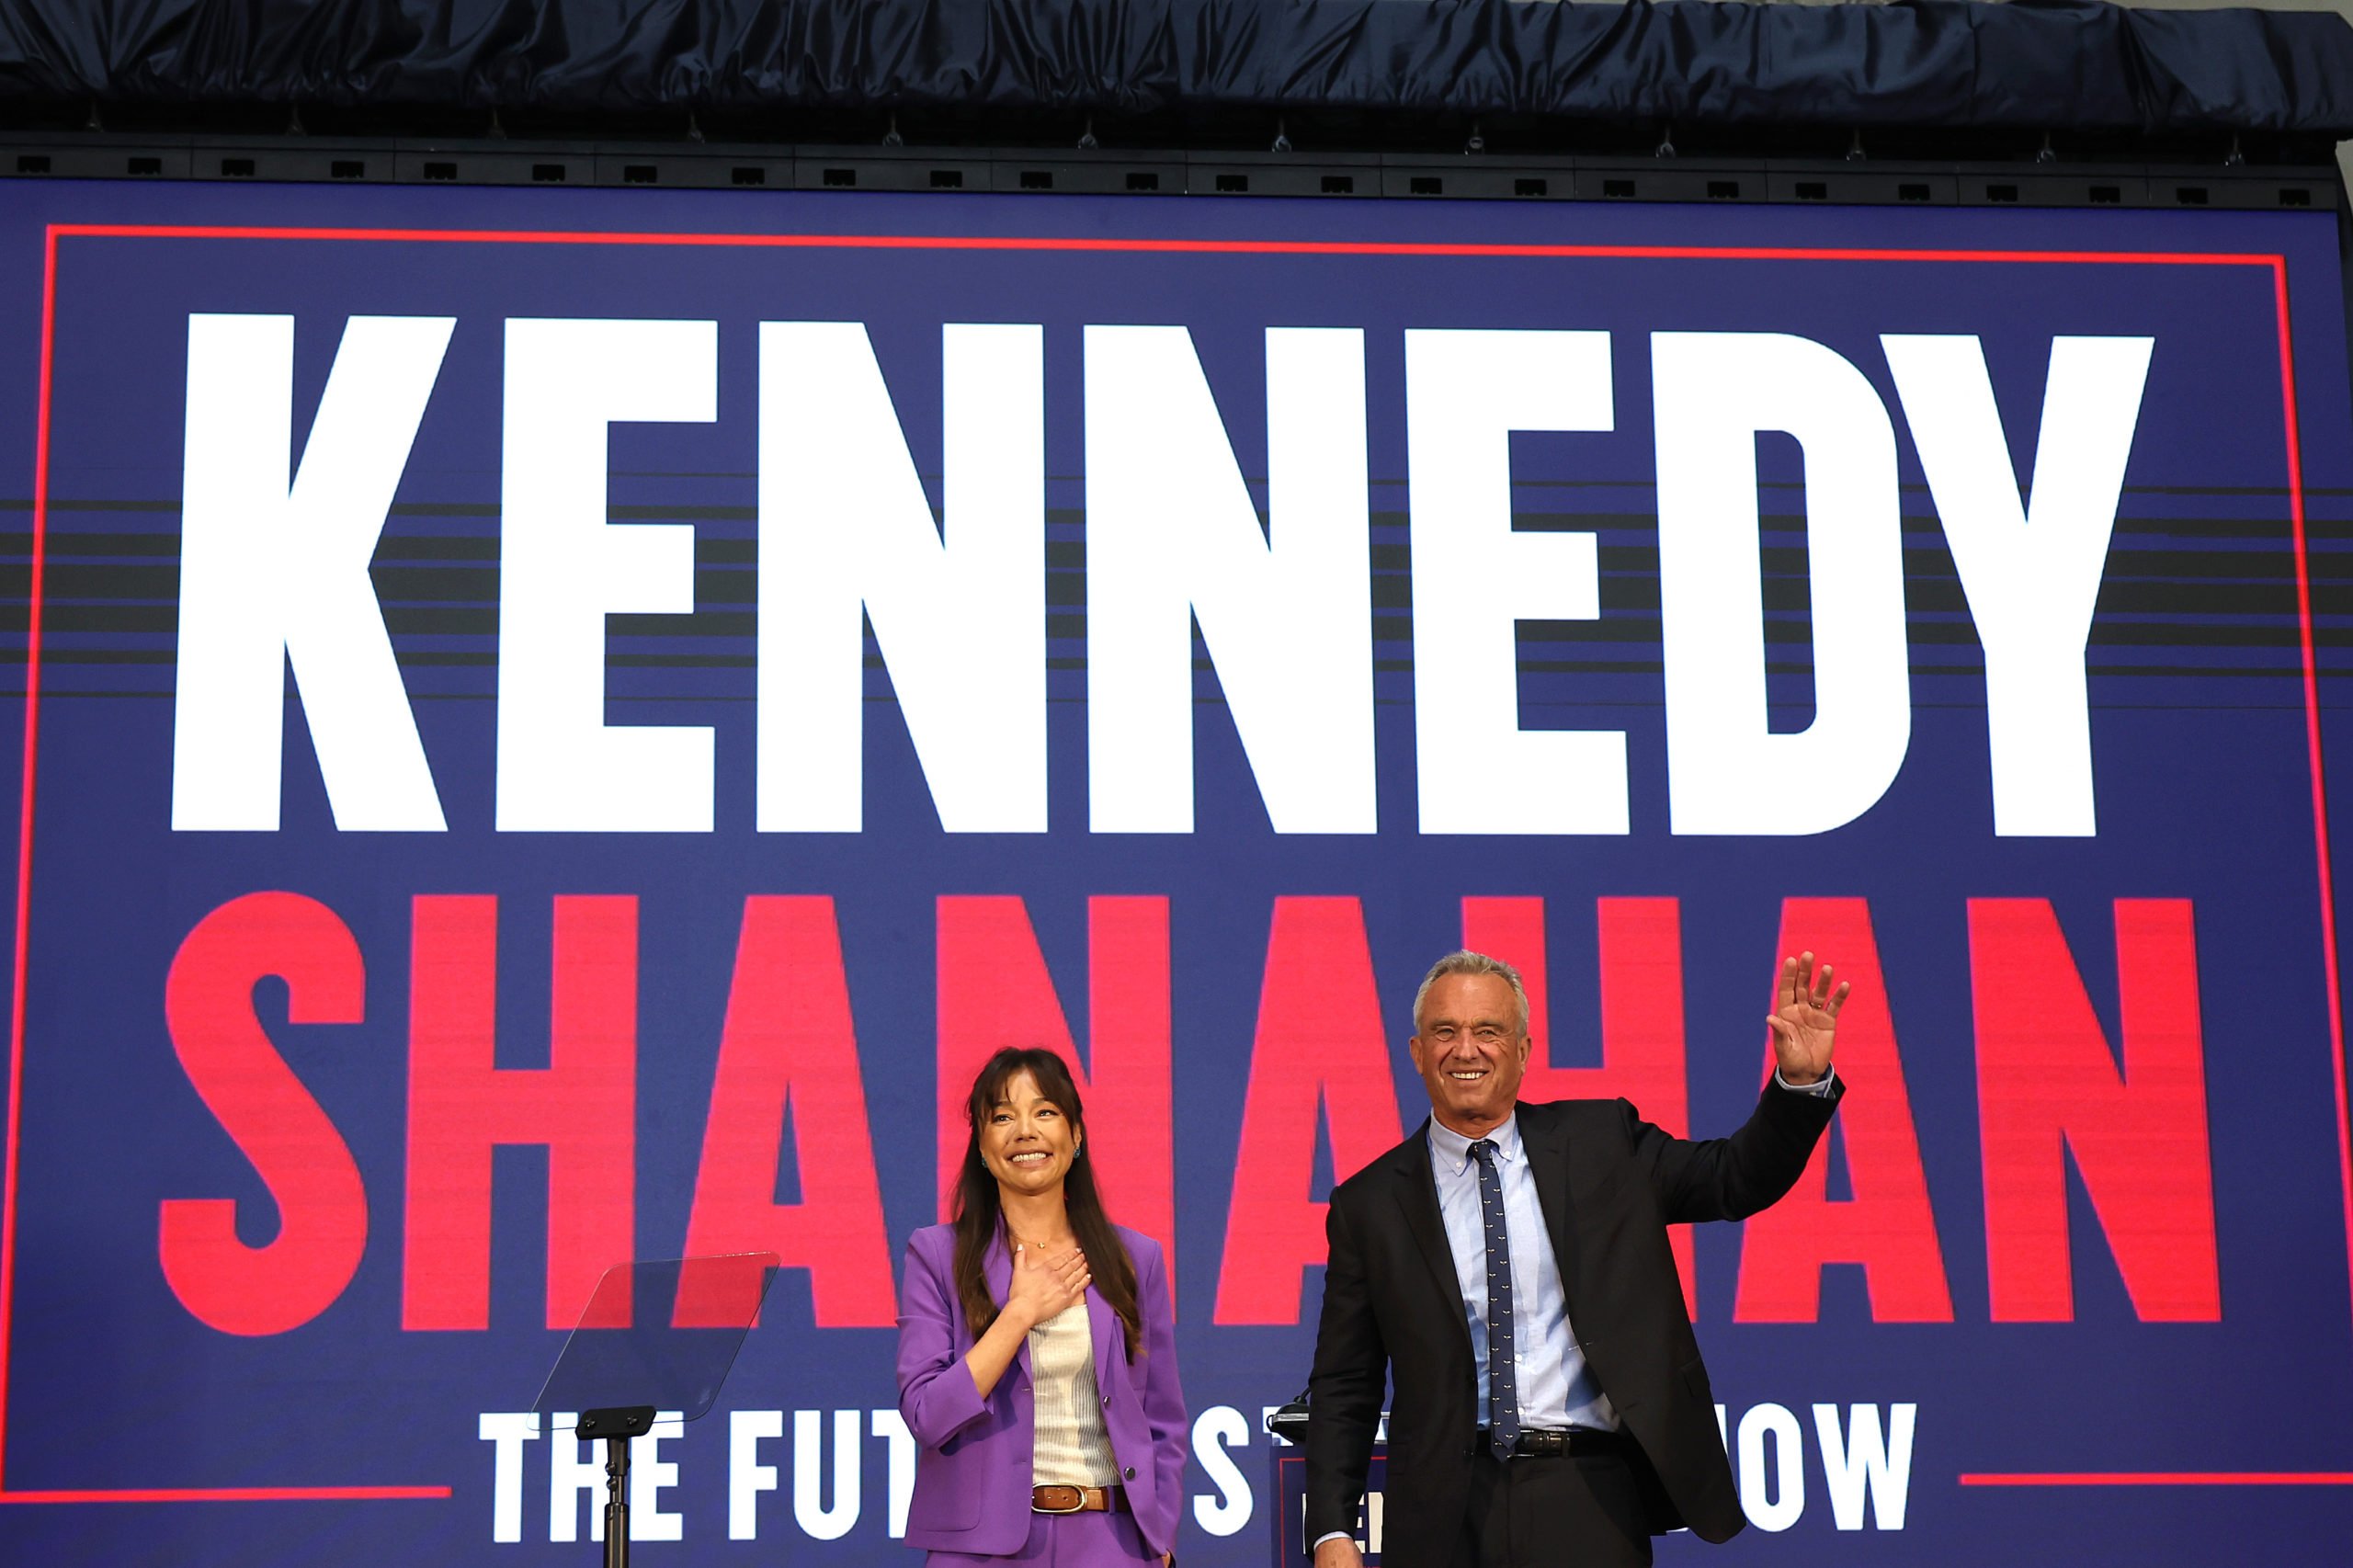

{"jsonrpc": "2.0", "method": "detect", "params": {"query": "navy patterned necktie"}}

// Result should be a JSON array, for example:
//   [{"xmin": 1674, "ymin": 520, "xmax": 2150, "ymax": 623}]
[{"xmin": 1469, "ymin": 1139, "xmax": 1519, "ymax": 1460}]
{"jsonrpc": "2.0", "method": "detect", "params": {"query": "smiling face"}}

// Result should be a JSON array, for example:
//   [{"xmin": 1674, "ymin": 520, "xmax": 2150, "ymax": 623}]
[
  {"xmin": 1409, "ymin": 971, "xmax": 1532, "ymax": 1137},
  {"xmin": 977, "ymin": 1068, "xmax": 1084, "ymax": 1199}
]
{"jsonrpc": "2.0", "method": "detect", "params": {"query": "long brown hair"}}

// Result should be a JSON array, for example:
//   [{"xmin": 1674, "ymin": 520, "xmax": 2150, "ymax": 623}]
[{"xmin": 950, "ymin": 1048, "xmax": 1142, "ymax": 1359}]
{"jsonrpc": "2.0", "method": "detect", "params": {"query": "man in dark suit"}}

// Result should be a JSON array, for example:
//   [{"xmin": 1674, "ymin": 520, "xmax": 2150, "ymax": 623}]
[{"xmin": 1306, "ymin": 949, "xmax": 1847, "ymax": 1568}]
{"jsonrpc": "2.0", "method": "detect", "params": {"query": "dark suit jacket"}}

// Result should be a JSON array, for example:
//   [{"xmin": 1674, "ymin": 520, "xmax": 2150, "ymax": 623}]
[{"xmin": 1305, "ymin": 1083, "xmax": 1842, "ymax": 1566}]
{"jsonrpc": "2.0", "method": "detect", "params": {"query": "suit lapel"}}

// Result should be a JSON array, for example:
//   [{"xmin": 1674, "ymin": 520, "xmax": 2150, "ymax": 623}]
[
  {"xmin": 1396, "ymin": 1119, "xmax": 1478, "ymax": 1362},
  {"xmin": 1086, "ymin": 1278, "xmax": 1118, "ymax": 1388},
  {"xmin": 983, "ymin": 1234, "xmax": 1031, "ymax": 1382},
  {"xmin": 1519, "ymin": 1104, "xmax": 1582, "ymax": 1311}
]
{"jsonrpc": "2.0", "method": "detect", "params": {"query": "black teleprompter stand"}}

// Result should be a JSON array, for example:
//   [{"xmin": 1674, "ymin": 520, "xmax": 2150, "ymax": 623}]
[
  {"xmin": 533, "ymin": 1255, "xmax": 779, "ymax": 1568},
  {"xmin": 578, "ymin": 1404, "xmax": 656, "ymax": 1568}
]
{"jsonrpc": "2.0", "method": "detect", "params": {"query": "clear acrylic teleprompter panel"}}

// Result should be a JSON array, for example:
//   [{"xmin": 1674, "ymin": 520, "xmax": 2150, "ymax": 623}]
[{"xmin": 531, "ymin": 1254, "xmax": 779, "ymax": 1426}]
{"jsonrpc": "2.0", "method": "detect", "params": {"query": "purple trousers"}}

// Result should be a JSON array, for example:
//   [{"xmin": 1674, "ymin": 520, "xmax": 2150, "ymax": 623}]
[{"xmin": 922, "ymin": 1505, "xmax": 1158, "ymax": 1568}]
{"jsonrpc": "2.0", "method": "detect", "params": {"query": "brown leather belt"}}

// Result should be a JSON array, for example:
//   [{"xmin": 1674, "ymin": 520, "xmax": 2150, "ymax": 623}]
[{"xmin": 1031, "ymin": 1483, "xmax": 1130, "ymax": 1515}]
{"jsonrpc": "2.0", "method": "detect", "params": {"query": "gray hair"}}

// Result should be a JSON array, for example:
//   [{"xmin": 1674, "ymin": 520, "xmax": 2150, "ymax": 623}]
[{"xmin": 1411, "ymin": 949, "xmax": 1530, "ymax": 1036}]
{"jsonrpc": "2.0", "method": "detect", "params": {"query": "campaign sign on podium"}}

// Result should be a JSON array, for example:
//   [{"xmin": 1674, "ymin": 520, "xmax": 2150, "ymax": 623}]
[{"xmin": 1270, "ymin": 1447, "xmax": 1387, "ymax": 1567}]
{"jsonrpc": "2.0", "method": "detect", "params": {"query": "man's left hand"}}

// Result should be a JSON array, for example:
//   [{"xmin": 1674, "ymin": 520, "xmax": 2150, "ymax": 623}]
[{"xmin": 1766, "ymin": 950, "xmax": 1847, "ymax": 1085}]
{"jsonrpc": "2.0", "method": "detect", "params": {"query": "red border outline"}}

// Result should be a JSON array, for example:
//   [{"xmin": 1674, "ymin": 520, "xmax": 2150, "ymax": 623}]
[
  {"xmin": 0, "ymin": 222, "xmax": 51, "ymax": 1502},
  {"xmin": 0, "ymin": 1485, "xmax": 454, "ymax": 1505},
  {"xmin": 0, "ymin": 223, "xmax": 2336, "ymax": 1506}
]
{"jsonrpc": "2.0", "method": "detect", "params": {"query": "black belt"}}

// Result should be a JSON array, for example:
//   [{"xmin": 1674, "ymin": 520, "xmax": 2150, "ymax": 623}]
[{"xmin": 1476, "ymin": 1427, "xmax": 1628, "ymax": 1459}]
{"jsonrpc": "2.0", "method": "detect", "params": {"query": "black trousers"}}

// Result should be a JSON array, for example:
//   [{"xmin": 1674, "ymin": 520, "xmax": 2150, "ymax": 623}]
[{"xmin": 1462, "ymin": 1448, "xmax": 1653, "ymax": 1568}]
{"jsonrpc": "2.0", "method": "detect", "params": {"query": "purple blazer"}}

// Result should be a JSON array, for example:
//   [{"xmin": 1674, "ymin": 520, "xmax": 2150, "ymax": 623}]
[{"xmin": 895, "ymin": 1223, "xmax": 1187, "ymax": 1558}]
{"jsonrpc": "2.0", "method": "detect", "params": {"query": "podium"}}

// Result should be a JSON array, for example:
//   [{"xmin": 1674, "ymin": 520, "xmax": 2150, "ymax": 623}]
[
  {"xmin": 1269, "ymin": 1445, "xmax": 1388, "ymax": 1566},
  {"xmin": 1266, "ymin": 1401, "xmax": 1388, "ymax": 1566},
  {"xmin": 533, "ymin": 1254, "xmax": 779, "ymax": 1568}
]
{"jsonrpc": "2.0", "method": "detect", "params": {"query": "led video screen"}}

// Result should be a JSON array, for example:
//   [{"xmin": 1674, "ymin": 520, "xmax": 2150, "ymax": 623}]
[{"xmin": 0, "ymin": 176, "xmax": 2347, "ymax": 1564}]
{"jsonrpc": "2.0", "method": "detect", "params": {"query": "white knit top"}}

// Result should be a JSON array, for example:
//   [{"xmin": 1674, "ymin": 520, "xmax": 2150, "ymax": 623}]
[{"xmin": 1028, "ymin": 1300, "xmax": 1119, "ymax": 1486}]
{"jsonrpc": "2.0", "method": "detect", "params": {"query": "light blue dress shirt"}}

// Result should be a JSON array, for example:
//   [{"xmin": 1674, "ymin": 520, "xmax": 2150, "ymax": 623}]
[{"xmin": 1427, "ymin": 1111, "xmax": 1619, "ymax": 1434}]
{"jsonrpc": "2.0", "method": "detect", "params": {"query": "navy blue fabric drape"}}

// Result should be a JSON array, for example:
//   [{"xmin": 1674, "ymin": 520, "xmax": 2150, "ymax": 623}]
[{"xmin": 0, "ymin": 1, "xmax": 2345, "ymax": 136}]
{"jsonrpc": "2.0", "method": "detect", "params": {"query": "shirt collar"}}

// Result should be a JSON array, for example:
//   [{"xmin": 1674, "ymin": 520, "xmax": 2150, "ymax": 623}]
[{"xmin": 1427, "ymin": 1109, "xmax": 1522, "ymax": 1175}]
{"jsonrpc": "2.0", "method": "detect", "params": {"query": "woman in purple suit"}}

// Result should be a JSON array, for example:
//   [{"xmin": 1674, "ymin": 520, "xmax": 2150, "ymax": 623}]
[{"xmin": 898, "ymin": 1047, "xmax": 1188, "ymax": 1565}]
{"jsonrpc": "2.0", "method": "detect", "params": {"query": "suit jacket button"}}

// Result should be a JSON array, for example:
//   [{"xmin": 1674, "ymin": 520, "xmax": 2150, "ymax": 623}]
[
  {"xmin": 1123, "ymin": 1466, "xmax": 1136, "ymax": 1481},
  {"xmin": 1102, "ymin": 1394, "xmax": 1111, "ymax": 1406}
]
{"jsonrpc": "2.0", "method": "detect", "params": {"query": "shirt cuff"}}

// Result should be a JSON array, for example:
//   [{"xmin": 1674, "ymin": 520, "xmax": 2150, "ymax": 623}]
[
  {"xmin": 1773, "ymin": 1063, "xmax": 1836, "ymax": 1096},
  {"xmin": 1313, "ymin": 1533, "xmax": 1356, "ymax": 1551}
]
